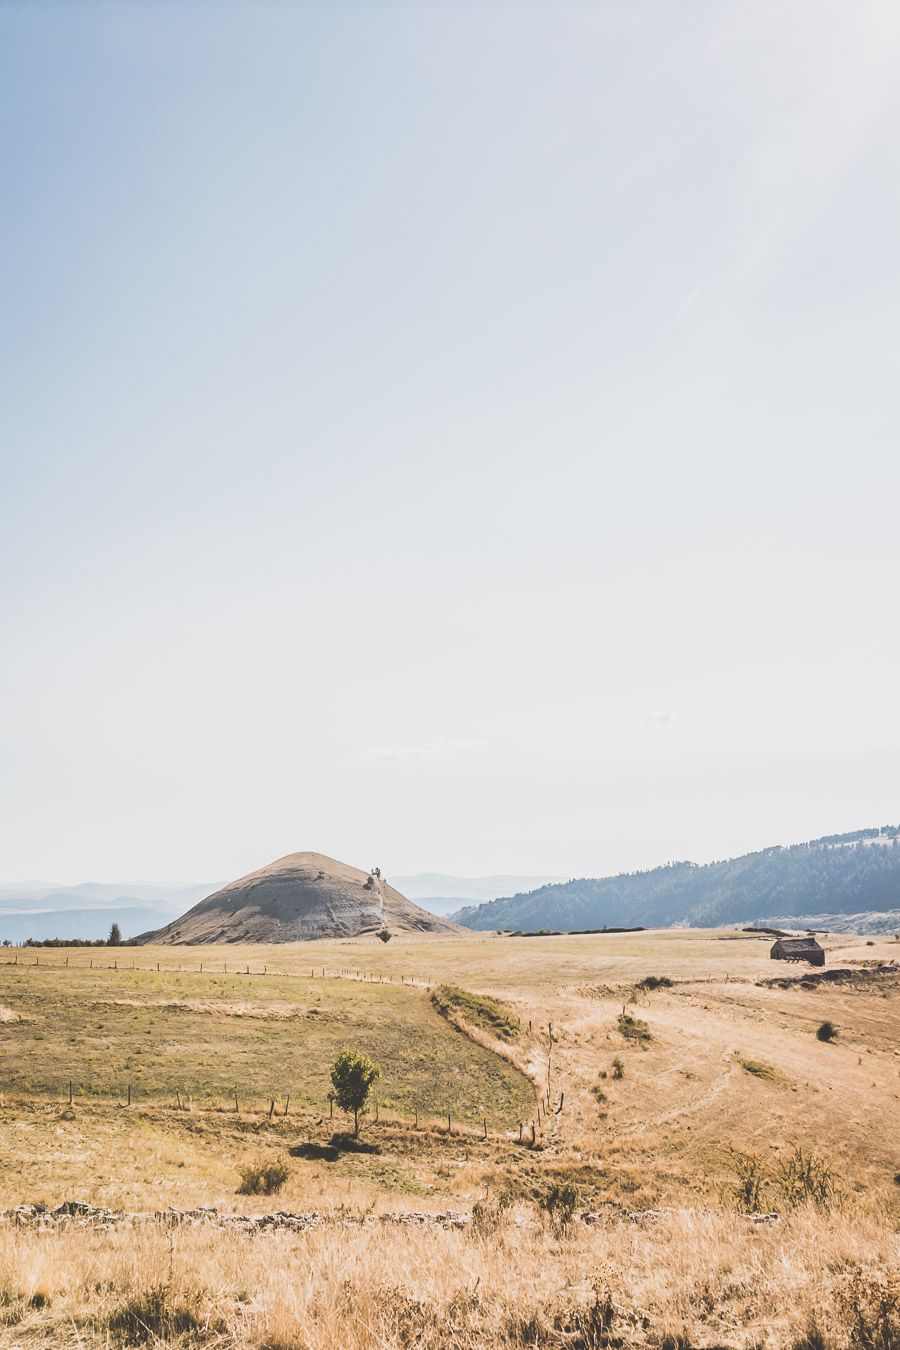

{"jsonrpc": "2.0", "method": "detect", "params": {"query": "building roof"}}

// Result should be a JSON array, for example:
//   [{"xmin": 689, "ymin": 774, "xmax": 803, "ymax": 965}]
[{"xmin": 772, "ymin": 936, "xmax": 823, "ymax": 952}]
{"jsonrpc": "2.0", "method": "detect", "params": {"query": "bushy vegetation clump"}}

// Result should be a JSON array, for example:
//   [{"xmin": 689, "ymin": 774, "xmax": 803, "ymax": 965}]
[
  {"xmin": 731, "ymin": 1147, "xmax": 835, "ymax": 1213},
  {"xmin": 739, "ymin": 1058, "xmax": 779, "ymax": 1081},
  {"xmin": 431, "ymin": 986, "xmax": 521, "ymax": 1042},
  {"xmin": 617, "ymin": 1011, "xmax": 652, "ymax": 1045},
  {"xmin": 539, "ymin": 1182, "xmax": 579, "ymax": 1231},
  {"xmin": 816, "ymin": 1020, "xmax": 838, "ymax": 1042},
  {"xmin": 471, "ymin": 1190, "xmax": 513, "ymax": 1236},
  {"xmin": 237, "ymin": 1158, "xmax": 289, "ymax": 1196}
]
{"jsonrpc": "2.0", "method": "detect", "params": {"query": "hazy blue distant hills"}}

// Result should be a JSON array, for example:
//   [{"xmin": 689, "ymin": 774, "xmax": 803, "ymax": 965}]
[
  {"xmin": 388, "ymin": 873, "xmax": 565, "ymax": 916},
  {"xmin": 0, "ymin": 906, "xmax": 183, "ymax": 943},
  {"xmin": 455, "ymin": 827, "xmax": 900, "ymax": 933},
  {"xmin": 0, "ymin": 881, "xmax": 214, "ymax": 944},
  {"xmin": 0, "ymin": 881, "xmax": 213, "ymax": 907}
]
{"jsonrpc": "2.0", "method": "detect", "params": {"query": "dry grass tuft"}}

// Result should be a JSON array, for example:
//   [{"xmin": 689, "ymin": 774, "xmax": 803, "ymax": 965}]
[{"xmin": 0, "ymin": 1206, "xmax": 896, "ymax": 1347}]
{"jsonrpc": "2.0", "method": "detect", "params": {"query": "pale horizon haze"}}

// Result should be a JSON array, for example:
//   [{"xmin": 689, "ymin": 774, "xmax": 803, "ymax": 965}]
[{"xmin": 2, "ymin": 3, "xmax": 899, "ymax": 885}]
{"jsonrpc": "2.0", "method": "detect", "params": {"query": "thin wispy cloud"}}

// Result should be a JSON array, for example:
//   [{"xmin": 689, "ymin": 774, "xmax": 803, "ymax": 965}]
[
  {"xmin": 675, "ymin": 285, "xmax": 703, "ymax": 322},
  {"xmin": 640, "ymin": 710, "xmax": 679, "ymax": 728},
  {"xmin": 361, "ymin": 737, "xmax": 487, "ymax": 764}
]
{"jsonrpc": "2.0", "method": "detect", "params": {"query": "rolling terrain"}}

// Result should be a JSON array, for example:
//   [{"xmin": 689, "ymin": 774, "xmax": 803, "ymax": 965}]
[
  {"xmin": 457, "ymin": 825, "xmax": 900, "ymax": 932},
  {"xmin": 0, "ymin": 927, "xmax": 897, "ymax": 1347}
]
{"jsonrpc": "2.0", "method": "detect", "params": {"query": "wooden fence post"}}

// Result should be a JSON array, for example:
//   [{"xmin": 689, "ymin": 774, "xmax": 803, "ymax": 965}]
[
  {"xmin": 127, "ymin": 1084, "xmax": 132, "ymax": 1106},
  {"xmin": 447, "ymin": 1112, "xmax": 452, "ymax": 1135},
  {"xmin": 268, "ymin": 1099, "xmax": 275, "ymax": 1121},
  {"xmin": 483, "ymin": 1118, "xmax": 487, "ymax": 1140},
  {"xmin": 234, "ymin": 1090, "xmax": 239, "ymax": 1115},
  {"xmin": 69, "ymin": 1081, "xmax": 73, "ymax": 1106},
  {"xmin": 519, "ymin": 1121, "xmax": 523, "ymax": 1141},
  {"xmin": 284, "ymin": 1095, "xmax": 290, "ymax": 1116}
]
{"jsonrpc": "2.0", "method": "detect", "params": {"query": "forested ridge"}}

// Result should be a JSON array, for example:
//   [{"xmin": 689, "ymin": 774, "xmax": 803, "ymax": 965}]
[{"xmin": 456, "ymin": 826, "xmax": 900, "ymax": 931}]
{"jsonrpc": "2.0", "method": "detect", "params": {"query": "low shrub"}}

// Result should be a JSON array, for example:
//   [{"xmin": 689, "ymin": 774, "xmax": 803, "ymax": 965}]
[
  {"xmin": 237, "ymin": 1157, "xmax": 289, "ymax": 1195},
  {"xmin": 833, "ymin": 1267, "xmax": 900, "ymax": 1350},
  {"xmin": 539, "ymin": 1182, "xmax": 579, "ymax": 1231},
  {"xmin": 617, "ymin": 1011, "xmax": 652, "ymax": 1045},
  {"xmin": 777, "ymin": 1147, "xmax": 834, "ymax": 1208},
  {"xmin": 739, "ymin": 1058, "xmax": 778, "ymax": 1081},
  {"xmin": 471, "ymin": 1190, "xmax": 513, "ymax": 1236},
  {"xmin": 634, "ymin": 976, "xmax": 674, "ymax": 992},
  {"xmin": 732, "ymin": 1152, "xmax": 766, "ymax": 1214},
  {"xmin": 611, "ymin": 1057, "xmax": 625, "ymax": 1079},
  {"xmin": 816, "ymin": 1020, "xmax": 838, "ymax": 1042},
  {"xmin": 431, "ymin": 986, "xmax": 521, "ymax": 1041},
  {"xmin": 108, "ymin": 1285, "xmax": 213, "ymax": 1345}
]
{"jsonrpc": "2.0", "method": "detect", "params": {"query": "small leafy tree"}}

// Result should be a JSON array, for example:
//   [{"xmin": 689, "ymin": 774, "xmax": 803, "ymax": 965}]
[
  {"xmin": 330, "ymin": 1049, "xmax": 381, "ymax": 1134},
  {"xmin": 108, "ymin": 923, "xmax": 122, "ymax": 947}
]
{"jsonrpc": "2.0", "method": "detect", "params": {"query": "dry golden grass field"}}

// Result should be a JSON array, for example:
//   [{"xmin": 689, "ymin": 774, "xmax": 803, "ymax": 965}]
[{"xmin": 0, "ymin": 928, "xmax": 898, "ymax": 1348}]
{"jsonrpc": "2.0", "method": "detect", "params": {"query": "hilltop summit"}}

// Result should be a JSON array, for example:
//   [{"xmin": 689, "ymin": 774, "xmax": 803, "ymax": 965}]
[{"xmin": 139, "ymin": 851, "xmax": 460, "ymax": 944}]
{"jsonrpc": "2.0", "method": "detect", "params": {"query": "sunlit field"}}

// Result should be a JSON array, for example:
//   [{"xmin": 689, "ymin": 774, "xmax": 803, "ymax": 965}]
[{"xmin": 0, "ymin": 929, "xmax": 897, "ymax": 1346}]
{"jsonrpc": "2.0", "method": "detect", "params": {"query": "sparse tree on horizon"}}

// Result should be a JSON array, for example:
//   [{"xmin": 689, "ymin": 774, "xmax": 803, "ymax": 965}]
[{"xmin": 108, "ymin": 923, "xmax": 122, "ymax": 947}]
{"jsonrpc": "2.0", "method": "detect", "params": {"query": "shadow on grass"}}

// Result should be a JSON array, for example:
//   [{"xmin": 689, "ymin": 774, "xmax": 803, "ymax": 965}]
[{"xmin": 290, "ymin": 1133, "xmax": 381, "ymax": 1162}]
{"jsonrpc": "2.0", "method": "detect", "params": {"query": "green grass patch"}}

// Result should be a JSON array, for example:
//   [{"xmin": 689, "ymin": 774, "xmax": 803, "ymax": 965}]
[
  {"xmin": 0, "ymin": 964, "xmax": 532, "ymax": 1129},
  {"xmin": 431, "ymin": 985, "xmax": 521, "ymax": 1042},
  {"xmin": 739, "ymin": 1058, "xmax": 779, "ymax": 1081}
]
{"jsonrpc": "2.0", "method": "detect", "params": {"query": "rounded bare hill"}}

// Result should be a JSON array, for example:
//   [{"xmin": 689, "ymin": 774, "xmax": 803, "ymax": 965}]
[{"xmin": 139, "ymin": 852, "xmax": 461, "ymax": 944}]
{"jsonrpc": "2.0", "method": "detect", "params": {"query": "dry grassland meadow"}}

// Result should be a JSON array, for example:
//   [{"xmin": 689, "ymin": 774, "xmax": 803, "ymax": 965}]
[{"xmin": 0, "ymin": 929, "xmax": 898, "ymax": 1348}]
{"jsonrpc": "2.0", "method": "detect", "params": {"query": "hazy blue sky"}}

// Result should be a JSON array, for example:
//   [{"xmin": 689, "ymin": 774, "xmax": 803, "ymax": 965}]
[{"xmin": 2, "ymin": 3, "xmax": 899, "ymax": 883}]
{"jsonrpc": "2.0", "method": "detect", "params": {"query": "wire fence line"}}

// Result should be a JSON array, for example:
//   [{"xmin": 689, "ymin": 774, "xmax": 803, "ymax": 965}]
[
  {"xmin": 0, "ymin": 954, "xmax": 436, "ymax": 988},
  {"xmin": 6, "ymin": 1081, "xmax": 545, "ymax": 1146},
  {"xmin": 0, "ymin": 957, "xmax": 554, "ymax": 1144}
]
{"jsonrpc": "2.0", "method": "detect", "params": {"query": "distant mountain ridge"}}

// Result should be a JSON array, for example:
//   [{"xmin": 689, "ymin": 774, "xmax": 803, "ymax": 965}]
[
  {"xmin": 0, "ymin": 882, "xmax": 214, "ymax": 945},
  {"xmin": 389, "ymin": 873, "xmax": 566, "ymax": 917},
  {"xmin": 0, "ymin": 907, "xmax": 175, "ymax": 944},
  {"xmin": 455, "ymin": 826, "xmax": 900, "ymax": 933}
]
